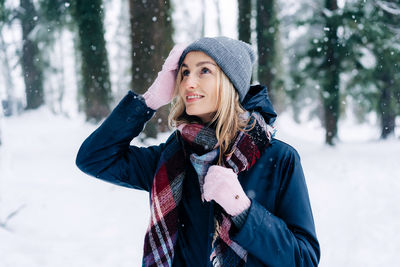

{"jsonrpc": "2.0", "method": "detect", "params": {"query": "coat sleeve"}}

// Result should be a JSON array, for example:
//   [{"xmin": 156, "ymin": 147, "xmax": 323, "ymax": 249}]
[
  {"xmin": 231, "ymin": 148, "xmax": 320, "ymax": 266},
  {"xmin": 75, "ymin": 91, "xmax": 164, "ymax": 192}
]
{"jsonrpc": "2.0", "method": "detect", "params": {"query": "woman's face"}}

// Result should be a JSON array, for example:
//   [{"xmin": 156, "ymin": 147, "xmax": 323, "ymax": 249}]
[{"xmin": 178, "ymin": 51, "xmax": 219, "ymax": 123}]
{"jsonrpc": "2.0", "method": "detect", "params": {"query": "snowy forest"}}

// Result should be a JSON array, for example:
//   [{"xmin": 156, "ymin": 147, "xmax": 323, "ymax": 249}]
[{"xmin": 0, "ymin": 0, "xmax": 399, "ymax": 266}]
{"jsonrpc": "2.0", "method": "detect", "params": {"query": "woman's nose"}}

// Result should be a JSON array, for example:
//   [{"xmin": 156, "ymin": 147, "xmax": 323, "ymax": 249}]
[{"xmin": 184, "ymin": 74, "xmax": 198, "ymax": 89}]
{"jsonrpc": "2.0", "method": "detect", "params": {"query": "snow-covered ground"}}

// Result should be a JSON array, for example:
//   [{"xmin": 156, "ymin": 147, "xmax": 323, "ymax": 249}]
[{"xmin": 0, "ymin": 106, "xmax": 399, "ymax": 267}]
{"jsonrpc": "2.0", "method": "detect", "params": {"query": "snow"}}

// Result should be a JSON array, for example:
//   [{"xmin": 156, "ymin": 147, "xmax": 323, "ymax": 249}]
[
  {"xmin": 0, "ymin": 109, "xmax": 149, "ymax": 267},
  {"xmin": 1, "ymin": 106, "xmax": 399, "ymax": 267},
  {"xmin": 377, "ymin": 1, "xmax": 400, "ymax": 15}
]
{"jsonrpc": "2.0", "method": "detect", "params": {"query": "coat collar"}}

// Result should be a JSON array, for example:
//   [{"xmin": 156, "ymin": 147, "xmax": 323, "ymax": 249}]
[{"xmin": 242, "ymin": 84, "xmax": 277, "ymax": 125}]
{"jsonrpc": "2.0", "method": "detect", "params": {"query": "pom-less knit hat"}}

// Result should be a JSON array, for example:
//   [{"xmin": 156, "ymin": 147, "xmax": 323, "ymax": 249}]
[{"xmin": 178, "ymin": 36, "xmax": 256, "ymax": 102}]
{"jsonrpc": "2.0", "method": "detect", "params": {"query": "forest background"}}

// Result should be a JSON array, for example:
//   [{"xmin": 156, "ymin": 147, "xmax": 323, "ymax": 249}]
[
  {"xmin": 0, "ymin": 0, "xmax": 399, "ymax": 266},
  {"xmin": 1, "ymin": 0, "xmax": 399, "ymax": 144}
]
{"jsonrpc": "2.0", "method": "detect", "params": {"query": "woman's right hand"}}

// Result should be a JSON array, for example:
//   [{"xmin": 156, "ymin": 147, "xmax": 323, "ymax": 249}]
[{"xmin": 143, "ymin": 44, "xmax": 187, "ymax": 110}]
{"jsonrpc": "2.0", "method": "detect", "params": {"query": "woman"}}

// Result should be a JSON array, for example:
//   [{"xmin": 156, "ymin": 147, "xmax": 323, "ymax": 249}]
[{"xmin": 76, "ymin": 37, "xmax": 320, "ymax": 267}]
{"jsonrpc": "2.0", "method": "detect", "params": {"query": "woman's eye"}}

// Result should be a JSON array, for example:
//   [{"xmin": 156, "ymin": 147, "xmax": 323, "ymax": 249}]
[
  {"xmin": 182, "ymin": 69, "xmax": 189, "ymax": 76},
  {"xmin": 201, "ymin": 67, "xmax": 210, "ymax": 74}
]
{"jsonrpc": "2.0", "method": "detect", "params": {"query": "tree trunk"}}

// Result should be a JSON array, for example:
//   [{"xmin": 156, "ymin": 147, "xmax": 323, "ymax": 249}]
[
  {"xmin": 379, "ymin": 87, "xmax": 396, "ymax": 139},
  {"xmin": 378, "ymin": 69, "xmax": 396, "ymax": 139},
  {"xmin": 114, "ymin": 0, "xmax": 131, "ymax": 101},
  {"xmin": 256, "ymin": 0, "xmax": 278, "ymax": 103},
  {"xmin": 214, "ymin": 0, "xmax": 222, "ymax": 36},
  {"xmin": 72, "ymin": 0, "xmax": 112, "ymax": 122},
  {"xmin": 129, "ymin": 0, "xmax": 173, "ymax": 138},
  {"xmin": 20, "ymin": 0, "xmax": 44, "ymax": 110},
  {"xmin": 201, "ymin": 0, "xmax": 206, "ymax": 37},
  {"xmin": 238, "ymin": 0, "xmax": 251, "ymax": 43},
  {"xmin": 0, "ymin": 29, "xmax": 16, "ymax": 116},
  {"xmin": 56, "ymin": 29, "xmax": 66, "ymax": 114},
  {"xmin": 322, "ymin": 0, "xmax": 340, "ymax": 145}
]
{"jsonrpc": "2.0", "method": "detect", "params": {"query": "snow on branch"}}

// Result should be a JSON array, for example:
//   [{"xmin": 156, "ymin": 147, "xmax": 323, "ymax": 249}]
[
  {"xmin": 0, "ymin": 204, "xmax": 26, "ymax": 231},
  {"xmin": 322, "ymin": 8, "xmax": 333, "ymax": 18},
  {"xmin": 377, "ymin": 1, "xmax": 400, "ymax": 15}
]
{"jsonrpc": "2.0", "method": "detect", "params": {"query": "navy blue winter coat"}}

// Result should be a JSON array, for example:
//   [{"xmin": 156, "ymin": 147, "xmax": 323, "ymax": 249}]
[{"xmin": 76, "ymin": 85, "xmax": 320, "ymax": 266}]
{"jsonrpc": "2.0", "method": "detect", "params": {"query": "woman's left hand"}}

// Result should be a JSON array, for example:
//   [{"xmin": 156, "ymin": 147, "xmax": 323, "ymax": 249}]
[{"xmin": 203, "ymin": 165, "xmax": 251, "ymax": 216}]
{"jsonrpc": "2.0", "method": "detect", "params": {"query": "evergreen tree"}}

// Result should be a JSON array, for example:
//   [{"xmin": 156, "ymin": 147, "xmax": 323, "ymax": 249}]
[
  {"xmin": 279, "ymin": 0, "xmax": 319, "ymax": 123},
  {"xmin": 238, "ymin": 0, "xmax": 251, "ymax": 44},
  {"xmin": 0, "ymin": 0, "xmax": 16, "ymax": 116},
  {"xmin": 321, "ymin": 0, "xmax": 340, "ymax": 145},
  {"xmin": 256, "ymin": 0, "xmax": 280, "ymax": 104},
  {"xmin": 38, "ymin": 0, "xmax": 72, "ymax": 114},
  {"xmin": 129, "ymin": 0, "xmax": 174, "ymax": 138},
  {"xmin": 298, "ymin": 0, "xmax": 349, "ymax": 145},
  {"xmin": 346, "ymin": 0, "xmax": 400, "ymax": 139},
  {"xmin": 296, "ymin": 0, "xmax": 400, "ymax": 143},
  {"xmin": 70, "ymin": 0, "xmax": 112, "ymax": 122},
  {"xmin": 0, "ymin": 0, "xmax": 5, "ymax": 146},
  {"xmin": 20, "ymin": 0, "xmax": 45, "ymax": 109}
]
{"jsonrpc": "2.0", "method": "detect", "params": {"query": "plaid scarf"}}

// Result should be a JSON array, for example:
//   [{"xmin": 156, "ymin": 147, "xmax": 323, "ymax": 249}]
[{"xmin": 143, "ymin": 112, "xmax": 272, "ymax": 267}]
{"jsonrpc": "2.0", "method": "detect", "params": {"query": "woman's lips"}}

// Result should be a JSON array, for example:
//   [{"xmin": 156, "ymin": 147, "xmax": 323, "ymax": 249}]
[{"xmin": 186, "ymin": 95, "xmax": 204, "ymax": 103}]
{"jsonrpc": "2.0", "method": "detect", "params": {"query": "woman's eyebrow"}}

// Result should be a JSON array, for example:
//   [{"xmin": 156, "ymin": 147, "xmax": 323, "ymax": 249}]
[
  {"xmin": 181, "ymin": 61, "xmax": 217, "ymax": 68},
  {"xmin": 196, "ymin": 61, "xmax": 217, "ymax": 67}
]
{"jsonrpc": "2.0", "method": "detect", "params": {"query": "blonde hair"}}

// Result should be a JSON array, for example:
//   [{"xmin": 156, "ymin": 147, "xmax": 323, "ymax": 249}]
[{"xmin": 168, "ymin": 65, "xmax": 254, "ymax": 165}]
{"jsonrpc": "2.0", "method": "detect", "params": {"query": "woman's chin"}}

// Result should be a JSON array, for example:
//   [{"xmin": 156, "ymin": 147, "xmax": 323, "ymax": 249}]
[{"xmin": 185, "ymin": 109, "xmax": 199, "ymax": 117}]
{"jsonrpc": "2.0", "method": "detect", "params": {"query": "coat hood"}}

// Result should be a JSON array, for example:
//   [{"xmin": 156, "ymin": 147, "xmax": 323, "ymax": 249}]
[{"xmin": 242, "ymin": 84, "xmax": 277, "ymax": 125}]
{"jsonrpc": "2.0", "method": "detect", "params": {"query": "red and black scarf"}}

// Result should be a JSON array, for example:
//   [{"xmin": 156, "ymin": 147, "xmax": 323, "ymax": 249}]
[{"xmin": 142, "ymin": 112, "xmax": 272, "ymax": 266}]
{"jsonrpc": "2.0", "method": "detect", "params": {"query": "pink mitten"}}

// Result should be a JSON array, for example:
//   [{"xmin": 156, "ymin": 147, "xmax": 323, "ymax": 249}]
[
  {"xmin": 143, "ymin": 44, "xmax": 187, "ymax": 110},
  {"xmin": 203, "ymin": 165, "xmax": 251, "ymax": 216}
]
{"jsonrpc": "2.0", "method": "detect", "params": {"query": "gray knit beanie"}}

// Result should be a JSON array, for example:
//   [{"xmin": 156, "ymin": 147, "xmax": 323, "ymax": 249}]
[{"xmin": 178, "ymin": 36, "xmax": 256, "ymax": 102}]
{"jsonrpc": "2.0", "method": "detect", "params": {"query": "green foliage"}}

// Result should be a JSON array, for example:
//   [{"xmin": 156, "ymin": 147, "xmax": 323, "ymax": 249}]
[
  {"xmin": 345, "ymin": 0, "xmax": 400, "ymax": 137},
  {"xmin": 300, "ymin": 0, "xmax": 344, "ymax": 144},
  {"xmin": 0, "ymin": 0, "xmax": 7, "ymax": 23},
  {"xmin": 291, "ymin": 0, "xmax": 400, "ymax": 142},
  {"xmin": 39, "ymin": 0, "xmax": 69, "ymax": 24},
  {"xmin": 0, "ymin": 0, "xmax": 14, "ymax": 26},
  {"xmin": 37, "ymin": 0, "xmax": 74, "ymax": 40}
]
